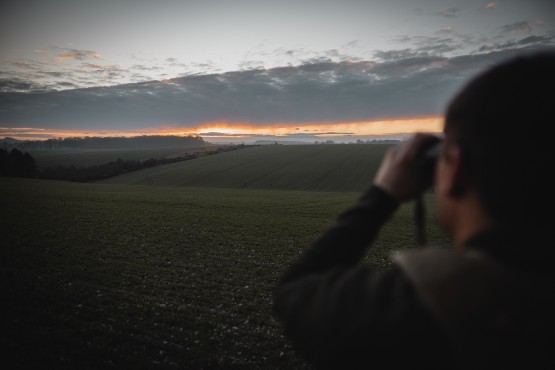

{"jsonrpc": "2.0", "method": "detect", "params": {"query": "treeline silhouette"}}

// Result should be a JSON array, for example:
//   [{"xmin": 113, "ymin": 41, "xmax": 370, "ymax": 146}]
[
  {"xmin": 2, "ymin": 135, "xmax": 205, "ymax": 150},
  {"xmin": 1, "ymin": 144, "xmax": 251, "ymax": 182},
  {"xmin": 0, "ymin": 148, "xmax": 38, "ymax": 178},
  {"xmin": 40, "ymin": 145, "xmax": 248, "ymax": 182}
]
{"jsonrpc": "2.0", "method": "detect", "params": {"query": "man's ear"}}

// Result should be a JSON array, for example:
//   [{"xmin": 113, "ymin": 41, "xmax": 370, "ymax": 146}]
[{"xmin": 443, "ymin": 144, "xmax": 467, "ymax": 198}]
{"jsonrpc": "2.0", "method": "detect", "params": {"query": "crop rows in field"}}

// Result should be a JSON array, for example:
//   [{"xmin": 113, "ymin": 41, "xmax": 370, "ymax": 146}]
[{"xmin": 100, "ymin": 144, "xmax": 392, "ymax": 192}]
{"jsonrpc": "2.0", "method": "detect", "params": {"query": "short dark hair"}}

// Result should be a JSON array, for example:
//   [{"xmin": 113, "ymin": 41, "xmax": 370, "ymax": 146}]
[{"xmin": 444, "ymin": 49, "xmax": 555, "ymax": 230}]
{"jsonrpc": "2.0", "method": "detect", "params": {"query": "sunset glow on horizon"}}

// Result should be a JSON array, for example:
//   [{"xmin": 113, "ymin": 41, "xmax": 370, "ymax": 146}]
[
  {"xmin": 2, "ymin": 1, "xmax": 552, "ymax": 143},
  {"xmin": 1, "ymin": 116, "xmax": 443, "ymax": 142}
]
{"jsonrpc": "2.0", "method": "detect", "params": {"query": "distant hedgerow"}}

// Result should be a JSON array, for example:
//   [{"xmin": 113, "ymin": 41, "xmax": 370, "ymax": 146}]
[
  {"xmin": 39, "ymin": 145, "xmax": 252, "ymax": 182},
  {"xmin": 0, "ymin": 148, "xmax": 38, "ymax": 178}
]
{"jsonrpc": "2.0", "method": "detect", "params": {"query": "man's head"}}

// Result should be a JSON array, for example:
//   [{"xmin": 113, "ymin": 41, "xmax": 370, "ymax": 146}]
[{"xmin": 436, "ymin": 49, "xmax": 555, "ymax": 237}]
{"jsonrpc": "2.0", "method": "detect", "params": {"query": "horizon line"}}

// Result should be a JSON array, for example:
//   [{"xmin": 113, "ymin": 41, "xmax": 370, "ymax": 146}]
[{"xmin": 0, "ymin": 116, "xmax": 444, "ymax": 142}]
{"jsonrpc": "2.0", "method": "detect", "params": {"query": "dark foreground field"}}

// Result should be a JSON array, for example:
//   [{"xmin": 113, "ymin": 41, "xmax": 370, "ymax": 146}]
[{"xmin": 1, "ymin": 178, "xmax": 450, "ymax": 369}]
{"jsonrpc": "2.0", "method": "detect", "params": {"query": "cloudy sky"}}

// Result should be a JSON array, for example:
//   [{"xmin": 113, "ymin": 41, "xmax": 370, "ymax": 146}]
[{"xmin": 1, "ymin": 0, "xmax": 553, "ymax": 142}]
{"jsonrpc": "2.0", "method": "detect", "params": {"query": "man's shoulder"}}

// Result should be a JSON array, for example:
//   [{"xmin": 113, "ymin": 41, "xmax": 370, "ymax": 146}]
[
  {"xmin": 392, "ymin": 247, "xmax": 507, "ymax": 287},
  {"xmin": 391, "ymin": 247, "xmax": 522, "ymax": 319},
  {"xmin": 391, "ymin": 246, "xmax": 554, "ymax": 366}
]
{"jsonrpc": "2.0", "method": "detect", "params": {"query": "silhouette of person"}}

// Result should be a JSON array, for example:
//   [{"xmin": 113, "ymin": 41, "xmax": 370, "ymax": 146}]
[{"xmin": 274, "ymin": 50, "xmax": 555, "ymax": 369}]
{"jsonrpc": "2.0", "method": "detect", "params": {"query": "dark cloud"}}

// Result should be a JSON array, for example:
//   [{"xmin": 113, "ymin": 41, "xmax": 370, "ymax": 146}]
[
  {"xmin": 343, "ymin": 40, "xmax": 360, "ymax": 49},
  {"xmin": 1, "ymin": 45, "xmax": 552, "ymax": 130},
  {"xmin": 396, "ymin": 25, "xmax": 554, "ymax": 59},
  {"xmin": 392, "ymin": 35, "xmax": 460, "ymax": 55},
  {"xmin": 41, "ymin": 71, "xmax": 65, "ymax": 77},
  {"xmin": 131, "ymin": 64, "xmax": 163, "ymax": 71},
  {"xmin": 2, "ymin": 52, "xmax": 132, "ymax": 92},
  {"xmin": 475, "ymin": 34, "xmax": 555, "ymax": 53},
  {"xmin": 55, "ymin": 81, "xmax": 80, "ymax": 89},
  {"xmin": 0, "ymin": 78, "xmax": 52, "ymax": 93},
  {"xmin": 50, "ymin": 46, "xmax": 102, "ymax": 60},
  {"xmin": 500, "ymin": 21, "xmax": 532, "ymax": 34},
  {"xmin": 374, "ymin": 49, "xmax": 428, "ymax": 60},
  {"xmin": 83, "ymin": 63, "xmax": 103, "ymax": 69},
  {"xmin": 437, "ymin": 7, "xmax": 460, "ymax": 18},
  {"xmin": 517, "ymin": 35, "xmax": 553, "ymax": 45}
]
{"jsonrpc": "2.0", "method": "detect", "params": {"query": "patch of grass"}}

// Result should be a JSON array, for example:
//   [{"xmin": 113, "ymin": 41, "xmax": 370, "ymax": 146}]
[
  {"xmin": 0, "ymin": 178, "xmax": 451, "ymax": 369},
  {"xmin": 99, "ymin": 145, "xmax": 392, "ymax": 192}
]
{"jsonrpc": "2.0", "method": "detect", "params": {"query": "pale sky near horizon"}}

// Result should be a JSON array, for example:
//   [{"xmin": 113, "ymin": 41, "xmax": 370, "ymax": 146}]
[{"xmin": 1, "ymin": 0, "xmax": 554, "ymax": 142}]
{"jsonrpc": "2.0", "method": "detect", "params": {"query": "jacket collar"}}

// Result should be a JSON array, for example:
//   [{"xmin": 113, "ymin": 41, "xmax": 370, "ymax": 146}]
[{"xmin": 464, "ymin": 226, "xmax": 553, "ymax": 276}]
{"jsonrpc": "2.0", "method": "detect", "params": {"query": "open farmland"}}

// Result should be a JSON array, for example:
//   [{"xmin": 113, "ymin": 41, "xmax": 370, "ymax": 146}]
[
  {"xmin": 99, "ymin": 144, "xmax": 391, "ymax": 192},
  {"xmin": 28, "ymin": 145, "xmax": 221, "ymax": 169},
  {"xmin": 2, "ymin": 145, "xmax": 452, "ymax": 369}
]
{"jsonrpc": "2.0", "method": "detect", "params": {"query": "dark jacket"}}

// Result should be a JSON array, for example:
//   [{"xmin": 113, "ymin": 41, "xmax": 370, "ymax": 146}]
[{"xmin": 273, "ymin": 186, "xmax": 555, "ymax": 369}]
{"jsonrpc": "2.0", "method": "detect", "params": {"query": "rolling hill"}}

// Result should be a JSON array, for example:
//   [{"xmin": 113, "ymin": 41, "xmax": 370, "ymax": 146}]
[
  {"xmin": 98, "ymin": 144, "xmax": 393, "ymax": 192},
  {"xmin": 28, "ymin": 145, "xmax": 224, "ymax": 169}
]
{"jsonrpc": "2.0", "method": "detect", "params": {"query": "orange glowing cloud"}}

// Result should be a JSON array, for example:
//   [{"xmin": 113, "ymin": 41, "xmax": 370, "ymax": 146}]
[
  {"xmin": 57, "ymin": 54, "xmax": 77, "ymax": 61},
  {"xmin": 141, "ymin": 116, "xmax": 443, "ymax": 139},
  {"xmin": 197, "ymin": 117, "xmax": 441, "ymax": 136},
  {"xmin": 34, "ymin": 49, "xmax": 51, "ymax": 56},
  {"xmin": 484, "ymin": 2, "xmax": 497, "ymax": 10},
  {"xmin": 1, "ymin": 117, "xmax": 444, "ymax": 142}
]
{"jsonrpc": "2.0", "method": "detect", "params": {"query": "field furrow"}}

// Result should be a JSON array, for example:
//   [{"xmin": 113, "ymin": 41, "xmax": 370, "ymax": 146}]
[{"xmin": 99, "ymin": 145, "xmax": 392, "ymax": 192}]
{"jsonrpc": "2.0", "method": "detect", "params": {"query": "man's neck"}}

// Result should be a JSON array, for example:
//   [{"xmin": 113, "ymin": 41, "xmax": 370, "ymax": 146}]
[{"xmin": 452, "ymin": 195, "xmax": 494, "ymax": 252}]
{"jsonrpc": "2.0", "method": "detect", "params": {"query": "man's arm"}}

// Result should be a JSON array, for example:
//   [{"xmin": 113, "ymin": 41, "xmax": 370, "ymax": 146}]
[
  {"xmin": 277, "ymin": 134, "xmax": 440, "ymax": 289},
  {"xmin": 273, "ymin": 186, "xmax": 448, "ymax": 367},
  {"xmin": 273, "ymin": 134, "xmax": 449, "ymax": 368},
  {"xmin": 277, "ymin": 185, "xmax": 399, "ymax": 286}
]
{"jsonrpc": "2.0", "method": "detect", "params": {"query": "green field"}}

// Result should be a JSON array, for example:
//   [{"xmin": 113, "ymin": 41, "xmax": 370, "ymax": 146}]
[
  {"xmin": 28, "ymin": 145, "xmax": 218, "ymax": 169},
  {"xmin": 1, "ymin": 145, "xmax": 451, "ymax": 369},
  {"xmin": 99, "ymin": 145, "xmax": 390, "ymax": 192}
]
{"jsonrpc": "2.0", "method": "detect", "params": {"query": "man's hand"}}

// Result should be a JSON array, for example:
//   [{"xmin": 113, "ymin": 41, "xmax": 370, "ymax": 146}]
[{"xmin": 374, "ymin": 133, "xmax": 440, "ymax": 202}]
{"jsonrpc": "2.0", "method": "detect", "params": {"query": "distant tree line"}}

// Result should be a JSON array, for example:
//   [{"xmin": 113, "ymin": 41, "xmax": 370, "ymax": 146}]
[
  {"xmin": 38, "ymin": 145, "xmax": 249, "ymax": 182},
  {"xmin": 0, "ymin": 148, "xmax": 38, "ymax": 178},
  {"xmin": 1, "ymin": 144, "xmax": 252, "ymax": 182},
  {"xmin": 1, "ymin": 135, "xmax": 205, "ymax": 150}
]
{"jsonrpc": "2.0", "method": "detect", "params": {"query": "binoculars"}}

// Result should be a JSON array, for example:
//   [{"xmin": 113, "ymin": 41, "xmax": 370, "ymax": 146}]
[{"xmin": 416, "ymin": 136, "xmax": 442, "ymax": 182}]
